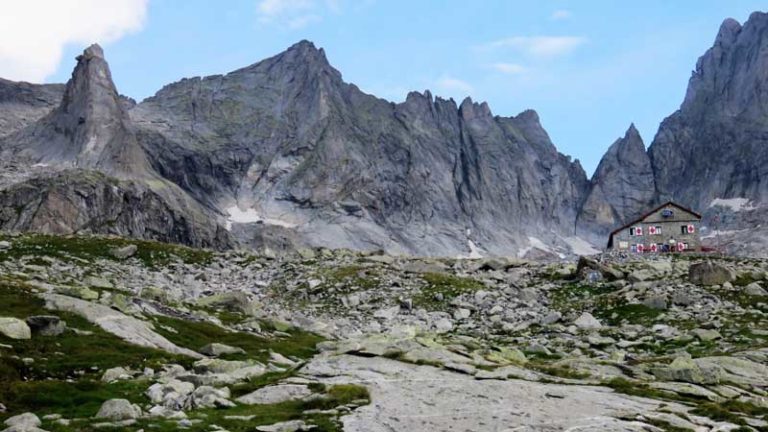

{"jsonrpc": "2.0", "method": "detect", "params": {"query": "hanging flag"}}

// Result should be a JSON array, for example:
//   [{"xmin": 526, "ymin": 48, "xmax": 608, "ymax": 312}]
[
  {"xmin": 650, "ymin": 244, "xmax": 658, "ymax": 253},
  {"xmin": 649, "ymin": 226, "xmax": 656, "ymax": 235},
  {"xmin": 687, "ymin": 224, "xmax": 695, "ymax": 234},
  {"xmin": 677, "ymin": 242, "xmax": 685, "ymax": 252},
  {"xmin": 637, "ymin": 244, "xmax": 645, "ymax": 253},
  {"xmin": 636, "ymin": 227, "xmax": 643, "ymax": 236}
]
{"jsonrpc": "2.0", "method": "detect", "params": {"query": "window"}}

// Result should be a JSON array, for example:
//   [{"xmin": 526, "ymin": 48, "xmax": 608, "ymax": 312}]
[
  {"xmin": 629, "ymin": 226, "xmax": 643, "ymax": 236},
  {"xmin": 648, "ymin": 225, "xmax": 662, "ymax": 235},
  {"xmin": 680, "ymin": 225, "xmax": 687, "ymax": 235},
  {"xmin": 630, "ymin": 244, "xmax": 637, "ymax": 253}
]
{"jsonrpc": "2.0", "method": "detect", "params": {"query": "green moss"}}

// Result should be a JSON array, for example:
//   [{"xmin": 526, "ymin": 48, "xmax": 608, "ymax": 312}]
[
  {"xmin": 413, "ymin": 272, "xmax": 485, "ymax": 310},
  {"xmin": 0, "ymin": 233, "xmax": 213, "ymax": 268},
  {"xmin": 594, "ymin": 302, "xmax": 663, "ymax": 326},
  {"xmin": 152, "ymin": 315, "xmax": 322, "ymax": 364},
  {"xmin": 529, "ymin": 363, "xmax": 590, "ymax": 380},
  {"xmin": 550, "ymin": 283, "xmax": 618, "ymax": 312},
  {"xmin": 0, "ymin": 380, "xmax": 147, "ymax": 421}
]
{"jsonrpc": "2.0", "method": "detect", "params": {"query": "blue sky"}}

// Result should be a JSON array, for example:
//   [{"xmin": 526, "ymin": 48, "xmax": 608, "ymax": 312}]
[{"xmin": 37, "ymin": 0, "xmax": 767, "ymax": 176}]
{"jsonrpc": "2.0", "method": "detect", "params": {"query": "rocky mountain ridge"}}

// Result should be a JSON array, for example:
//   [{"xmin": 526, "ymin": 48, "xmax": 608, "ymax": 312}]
[
  {"xmin": 579, "ymin": 11, "xmax": 768, "ymax": 254},
  {"xmin": 1, "ymin": 11, "xmax": 768, "ymax": 256}
]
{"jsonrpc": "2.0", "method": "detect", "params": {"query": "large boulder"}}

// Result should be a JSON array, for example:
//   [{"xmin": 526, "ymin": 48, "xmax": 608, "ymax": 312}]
[
  {"xmin": 94, "ymin": 399, "xmax": 142, "ymax": 420},
  {"xmin": 236, "ymin": 384, "xmax": 312, "ymax": 405},
  {"xmin": 199, "ymin": 343, "xmax": 246, "ymax": 357},
  {"xmin": 25, "ymin": 315, "xmax": 66, "ymax": 336},
  {"xmin": 109, "ymin": 244, "xmax": 138, "ymax": 260},
  {"xmin": 0, "ymin": 317, "xmax": 32, "ymax": 340},
  {"xmin": 573, "ymin": 312, "xmax": 602, "ymax": 330},
  {"xmin": 651, "ymin": 356, "xmax": 722, "ymax": 385},
  {"xmin": 576, "ymin": 256, "xmax": 623, "ymax": 282},
  {"xmin": 688, "ymin": 261, "xmax": 735, "ymax": 286},
  {"xmin": 2, "ymin": 413, "xmax": 45, "ymax": 432}
]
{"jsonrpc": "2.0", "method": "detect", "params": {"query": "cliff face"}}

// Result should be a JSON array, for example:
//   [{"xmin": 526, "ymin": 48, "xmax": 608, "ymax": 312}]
[
  {"xmin": 649, "ymin": 12, "xmax": 768, "ymax": 210},
  {"xmin": 0, "ymin": 46, "xmax": 234, "ymax": 249},
  {"xmin": 577, "ymin": 124, "xmax": 655, "ymax": 241},
  {"xmin": 576, "ymin": 12, "xmax": 768, "ymax": 255},
  {"xmin": 3, "ymin": 10, "xmax": 768, "ymax": 256},
  {"xmin": 132, "ymin": 41, "xmax": 590, "ymax": 256},
  {"xmin": 0, "ymin": 78, "xmax": 64, "ymax": 139}
]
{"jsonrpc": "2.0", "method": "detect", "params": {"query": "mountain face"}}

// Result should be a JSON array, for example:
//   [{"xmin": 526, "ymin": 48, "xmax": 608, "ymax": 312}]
[
  {"xmin": 577, "ymin": 124, "xmax": 655, "ymax": 241},
  {"xmin": 2, "ymin": 44, "xmax": 152, "ymax": 178},
  {"xmin": 131, "ymin": 41, "xmax": 590, "ymax": 256},
  {"xmin": 0, "ymin": 45, "xmax": 233, "ymax": 249},
  {"xmin": 649, "ymin": 12, "xmax": 768, "ymax": 210},
  {"xmin": 2, "ymin": 10, "xmax": 768, "ymax": 257},
  {"xmin": 0, "ymin": 78, "xmax": 63, "ymax": 139},
  {"xmin": 575, "ymin": 11, "xmax": 768, "ymax": 255}
]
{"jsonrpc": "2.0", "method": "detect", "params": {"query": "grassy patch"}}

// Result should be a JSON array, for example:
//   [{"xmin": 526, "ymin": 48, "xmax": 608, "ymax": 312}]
[
  {"xmin": 529, "ymin": 363, "xmax": 590, "ymax": 380},
  {"xmin": 413, "ymin": 272, "xmax": 485, "ymax": 310},
  {"xmin": 0, "ymin": 380, "xmax": 147, "ymax": 421},
  {"xmin": 594, "ymin": 302, "xmax": 663, "ymax": 326},
  {"xmin": 549, "ymin": 283, "xmax": 618, "ymax": 312},
  {"xmin": 0, "ymin": 233, "xmax": 213, "ymax": 268},
  {"xmin": 152, "ymin": 315, "xmax": 322, "ymax": 364},
  {"xmin": 0, "ymin": 281, "xmax": 190, "ymax": 381}
]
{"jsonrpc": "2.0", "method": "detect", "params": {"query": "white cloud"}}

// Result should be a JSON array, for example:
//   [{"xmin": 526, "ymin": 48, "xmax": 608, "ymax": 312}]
[
  {"xmin": 486, "ymin": 36, "xmax": 587, "ymax": 58},
  {"xmin": 436, "ymin": 77, "xmax": 474, "ymax": 95},
  {"xmin": 491, "ymin": 63, "xmax": 526, "ymax": 74},
  {"xmin": 256, "ymin": 0, "xmax": 340, "ymax": 29},
  {"xmin": 551, "ymin": 9, "xmax": 572, "ymax": 20},
  {"xmin": 0, "ymin": 0, "xmax": 148, "ymax": 82}
]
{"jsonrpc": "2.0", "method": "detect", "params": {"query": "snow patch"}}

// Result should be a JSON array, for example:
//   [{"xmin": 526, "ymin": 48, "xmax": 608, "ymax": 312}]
[
  {"xmin": 517, "ymin": 236, "xmax": 555, "ymax": 258},
  {"xmin": 225, "ymin": 205, "xmax": 298, "ymax": 231},
  {"xmin": 31, "ymin": 163, "xmax": 49, "ymax": 168},
  {"xmin": 710, "ymin": 198, "xmax": 755, "ymax": 212},
  {"xmin": 563, "ymin": 236, "xmax": 600, "ymax": 256},
  {"xmin": 466, "ymin": 240, "xmax": 483, "ymax": 259}
]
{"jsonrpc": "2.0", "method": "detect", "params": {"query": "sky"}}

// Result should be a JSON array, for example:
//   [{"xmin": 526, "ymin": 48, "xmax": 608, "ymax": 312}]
[{"xmin": 1, "ymin": 0, "xmax": 766, "ymax": 176}]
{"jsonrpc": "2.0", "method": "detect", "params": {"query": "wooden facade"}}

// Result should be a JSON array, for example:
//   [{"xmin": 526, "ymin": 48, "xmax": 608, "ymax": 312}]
[{"xmin": 607, "ymin": 202, "xmax": 702, "ymax": 253}]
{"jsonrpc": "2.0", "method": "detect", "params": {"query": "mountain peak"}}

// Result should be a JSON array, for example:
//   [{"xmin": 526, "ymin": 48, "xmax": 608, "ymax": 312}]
[
  {"xmin": 715, "ymin": 18, "xmax": 742, "ymax": 46},
  {"xmin": 80, "ymin": 43, "xmax": 104, "ymax": 60},
  {"xmin": 9, "ymin": 44, "xmax": 153, "ymax": 178},
  {"xmin": 624, "ymin": 123, "xmax": 641, "ymax": 140}
]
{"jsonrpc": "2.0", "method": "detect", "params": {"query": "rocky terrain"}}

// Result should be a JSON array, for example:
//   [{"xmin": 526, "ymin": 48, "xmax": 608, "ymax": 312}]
[{"xmin": 0, "ymin": 233, "xmax": 767, "ymax": 431}]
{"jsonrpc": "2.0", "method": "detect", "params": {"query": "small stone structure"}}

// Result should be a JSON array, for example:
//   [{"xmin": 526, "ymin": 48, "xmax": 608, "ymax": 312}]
[{"xmin": 607, "ymin": 201, "xmax": 701, "ymax": 253}]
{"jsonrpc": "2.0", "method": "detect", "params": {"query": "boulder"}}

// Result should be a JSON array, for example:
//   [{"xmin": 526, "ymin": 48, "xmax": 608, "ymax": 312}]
[
  {"xmin": 690, "ymin": 328, "xmax": 722, "ymax": 342},
  {"xmin": 651, "ymin": 356, "xmax": 722, "ymax": 385},
  {"xmin": 199, "ymin": 343, "xmax": 246, "ymax": 357},
  {"xmin": 255, "ymin": 420, "xmax": 310, "ymax": 432},
  {"xmin": 744, "ymin": 282, "xmax": 768, "ymax": 297},
  {"xmin": 2, "ymin": 413, "xmax": 43, "ymax": 432},
  {"xmin": 196, "ymin": 292, "xmax": 258, "ymax": 315},
  {"xmin": 94, "ymin": 399, "xmax": 142, "ymax": 420},
  {"xmin": 434, "ymin": 318, "xmax": 454, "ymax": 334},
  {"xmin": 25, "ymin": 315, "xmax": 66, "ymax": 336},
  {"xmin": 188, "ymin": 386, "xmax": 234, "ymax": 409},
  {"xmin": 573, "ymin": 312, "xmax": 602, "ymax": 330},
  {"xmin": 642, "ymin": 296, "xmax": 668, "ymax": 310},
  {"xmin": 57, "ymin": 286, "xmax": 99, "ymax": 301},
  {"xmin": 109, "ymin": 244, "xmax": 138, "ymax": 260},
  {"xmin": 101, "ymin": 367, "xmax": 132, "ymax": 382},
  {"xmin": 0, "ymin": 317, "xmax": 31, "ymax": 340},
  {"xmin": 0, "ymin": 241, "xmax": 10, "ymax": 250},
  {"xmin": 85, "ymin": 276, "xmax": 114, "ymax": 290},
  {"xmin": 688, "ymin": 261, "xmax": 734, "ymax": 286},
  {"xmin": 576, "ymin": 256, "xmax": 623, "ymax": 281},
  {"xmin": 236, "ymin": 384, "xmax": 312, "ymax": 405}
]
